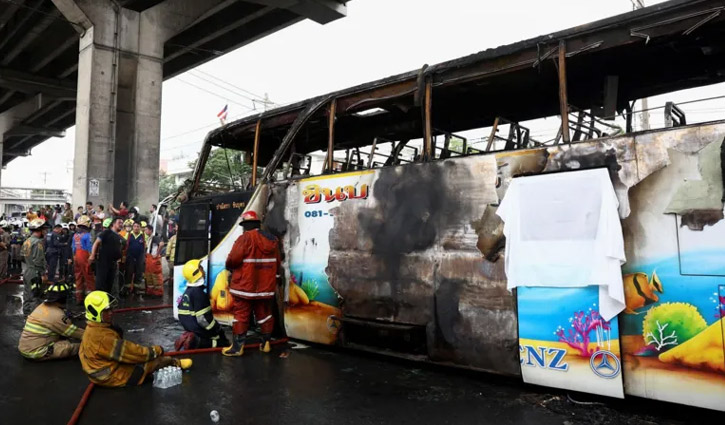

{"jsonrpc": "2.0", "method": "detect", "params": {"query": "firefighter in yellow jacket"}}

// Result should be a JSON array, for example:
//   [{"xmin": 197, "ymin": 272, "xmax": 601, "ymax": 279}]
[
  {"xmin": 18, "ymin": 282, "xmax": 84, "ymax": 360},
  {"xmin": 78, "ymin": 291, "xmax": 193, "ymax": 387}
]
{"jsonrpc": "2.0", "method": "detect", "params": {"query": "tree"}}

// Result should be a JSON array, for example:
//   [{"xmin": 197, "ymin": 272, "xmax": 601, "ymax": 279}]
[
  {"xmin": 159, "ymin": 172, "xmax": 179, "ymax": 200},
  {"xmin": 187, "ymin": 148, "xmax": 253, "ymax": 189}
]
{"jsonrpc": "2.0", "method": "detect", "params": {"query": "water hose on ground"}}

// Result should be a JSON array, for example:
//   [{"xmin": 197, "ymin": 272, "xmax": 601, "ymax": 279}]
[{"xmin": 66, "ymin": 305, "xmax": 289, "ymax": 425}]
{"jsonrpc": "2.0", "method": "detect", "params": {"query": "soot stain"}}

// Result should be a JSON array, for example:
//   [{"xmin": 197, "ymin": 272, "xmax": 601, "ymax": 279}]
[
  {"xmin": 264, "ymin": 184, "xmax": 289, "ymax": 238},
  {"xmin": 357, "ymin": 162, "xmax": 463, "ymax": 278}
]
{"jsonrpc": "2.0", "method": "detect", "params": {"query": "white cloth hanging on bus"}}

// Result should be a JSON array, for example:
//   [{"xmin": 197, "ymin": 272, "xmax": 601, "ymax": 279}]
[{"xmin": 496, "ymin": 168, "xmax": 626, "ymax": 321}]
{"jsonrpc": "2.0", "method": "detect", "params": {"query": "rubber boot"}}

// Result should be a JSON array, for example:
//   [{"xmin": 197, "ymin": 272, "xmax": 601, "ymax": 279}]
[
  {"xmin": 260, "ymin": 334, "xmax": 271, "ymax": 353},
  {"xmin": 178, "ymin": 358, "xmax": 193, "ymax": 370},
  {"xmin": 221, "ymin": 335, "xmax": 245, "ymax": 357}
]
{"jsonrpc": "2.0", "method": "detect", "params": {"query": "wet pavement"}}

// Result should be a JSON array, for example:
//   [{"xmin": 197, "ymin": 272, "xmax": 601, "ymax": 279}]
[{"xmin": 0, "ymin": 282, "xmax": 719, "ymax": 425}]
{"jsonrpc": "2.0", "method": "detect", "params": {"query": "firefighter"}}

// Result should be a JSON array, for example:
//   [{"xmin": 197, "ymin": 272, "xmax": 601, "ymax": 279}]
[
  {"xmin": 0, "ymin": 221, "xmax": 10, "ymax": 278},
  {"xmin": 122, "ymin": 221, "xmax": 145, "ymax": 296},
  {"xmin": 79, "ymin": 291, "xmax": 192, "ymax": 387},
  {"xmin": 120, "ymin": 219, "xmax": 133, "ymax": 239},
  {"xmin": 46, "ymin": 224, "xmax": 63, "ymax": 283},
  {"xmin": 143, "ymin": 224, "xmax": 164, "ymax": 297},
  {"xmin": 18, "ymin": 282, "xmax": 84, "ymax": 360},
  {"xmin": 175, "ymin": 259, "xmax": 229, "ymax": 350},
  {"xmin": 72, "ymin": 216, "xmax": 94, "ymax": 304},
  {"xmin": 59, "ymin": 224, "xmax": 73, "ymax": 281},
  {"xmin": 21, "ymin": 218, "xmax": 49, "ymax": 316},
  {"xmin": 222, "ymin": 211, "xmax": 281, "ymax": 356}
]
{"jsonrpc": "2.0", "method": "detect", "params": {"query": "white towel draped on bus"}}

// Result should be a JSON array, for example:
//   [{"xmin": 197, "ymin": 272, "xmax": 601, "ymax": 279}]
[{"xmin": 496, "ymin": 168, "xmax": 626, "ymax": 321}]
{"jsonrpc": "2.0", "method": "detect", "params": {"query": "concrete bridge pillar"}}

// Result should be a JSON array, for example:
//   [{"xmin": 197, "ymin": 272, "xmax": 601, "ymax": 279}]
[{"xmin": 52, "ymin": 0, "xmax": 224, "ymax": 210}]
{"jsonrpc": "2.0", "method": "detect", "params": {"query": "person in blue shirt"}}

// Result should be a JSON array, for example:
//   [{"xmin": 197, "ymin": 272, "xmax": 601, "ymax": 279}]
[{"xmin": 175, "ymin": 259, "xmax": 229, "ymax": 350}]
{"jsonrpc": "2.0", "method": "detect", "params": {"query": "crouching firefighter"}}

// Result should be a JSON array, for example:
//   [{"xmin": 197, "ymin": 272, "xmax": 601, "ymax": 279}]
[
  {"xmin": 79, "ymin": 291, "xmax": 193, "ymax": 387},
  {"xmin": 222, "ymin": 211, "xmax": 281, "ymax": 357},
  {"xmin": 175, "ymin": 259, "xmax": 229, "ymax": 350},
  {"xmin": 18, "ymin": 282, "xmax": 84, "ymax": 360}
]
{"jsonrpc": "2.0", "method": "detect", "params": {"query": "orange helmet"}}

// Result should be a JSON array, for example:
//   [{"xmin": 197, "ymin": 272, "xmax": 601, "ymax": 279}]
[{"xmin": 240, "ymin": 211, "xmax": 260, "ymax": 222}]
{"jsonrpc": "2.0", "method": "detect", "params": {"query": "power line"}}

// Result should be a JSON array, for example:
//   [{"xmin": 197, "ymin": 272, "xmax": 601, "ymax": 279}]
[
  {"xmin": 176, "ymin": 78, "xmax": 255, "ymax": 111},
  {"xmin": 187, "ymin": 71, "xmax": 261, "ymax": 104},
  {"xmin": 191, "ymin": 69, "xmax": 268, "ymax": 102}
]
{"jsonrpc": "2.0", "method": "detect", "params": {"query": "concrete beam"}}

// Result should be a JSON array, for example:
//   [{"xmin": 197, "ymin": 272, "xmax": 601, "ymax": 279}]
[
  {"xmin": 164, "ymin": 4, "xmax": 274, "ymax": 63},
  {"xmin": 247, "ymin": 0, "xmax": 346, "ymax": 24},
  {"xmin": 1, "ymin": 10, "xmax": 60, "ymax": 67},
  {"xmin": 0, "ymin": 68, "xmax": 77, "ymax": 99},
  {"xmin": 50, "ymin": 0, "xmax": 93, "ymax": 33},
  {"xmin": 0, "ymin": 2, "xmax": 20, "ymax": 33},
  {"xmin": 4, "ymin": 125, "xmax": 65, "ymax": 138}
]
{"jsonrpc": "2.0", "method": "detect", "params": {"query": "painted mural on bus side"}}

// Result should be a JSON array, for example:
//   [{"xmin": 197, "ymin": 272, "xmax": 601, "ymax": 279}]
[{"xmin": 518, "ymin": 286, "xmax": 625, "ymax": 398}]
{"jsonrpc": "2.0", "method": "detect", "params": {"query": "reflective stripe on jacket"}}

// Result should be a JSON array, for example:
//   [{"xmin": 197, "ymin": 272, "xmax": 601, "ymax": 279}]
[
  {"xmin": 225, "ymin": 229, "xmax": 281, "ymax": 299},
  {"xmin": 18, "ymin": 303, "xmax": 83, "ymax": 359},
  {"xmin": 79, "ymin": 321, "xmax": 163, "ymax": 387}
]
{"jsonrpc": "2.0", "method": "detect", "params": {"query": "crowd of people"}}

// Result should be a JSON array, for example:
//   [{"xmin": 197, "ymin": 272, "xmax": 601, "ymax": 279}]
[
  {"xmin": 0, "ymin": 202, "xmax": 180, "ymax": 309},
  {"xmin": 12, "ymin": 201, "xmax": 282, "ymax": 389},
  {"xmin": 13, "ymin": 200, "xmax": 193, "ymax": 388}
]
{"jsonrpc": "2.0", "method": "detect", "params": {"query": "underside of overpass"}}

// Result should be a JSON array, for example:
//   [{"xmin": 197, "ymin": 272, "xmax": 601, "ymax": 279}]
[{"xmin": 0, "ymin": 0, "xmax": 347, "ymax": 207}]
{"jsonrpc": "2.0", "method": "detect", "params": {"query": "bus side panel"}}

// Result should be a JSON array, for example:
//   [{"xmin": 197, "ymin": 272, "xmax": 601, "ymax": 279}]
[
  {"xmin": 621, "ymin": 132, "xmax": 725, "ymax": 411},
  {"xmin": 278, "ymin": 155, "xmax": 523, "ymax": 375}
]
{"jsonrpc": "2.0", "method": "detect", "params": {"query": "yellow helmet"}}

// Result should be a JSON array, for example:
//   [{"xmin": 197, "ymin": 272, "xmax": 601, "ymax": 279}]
[
  {"xmin": 124, "ymin": 219, "xmax": 134, "ymax": 227},
  {"xmin": 182, "ymin": 259, "xmax": 204, "ymax": 285},
  {"xmin": 77, "ymin": 215, "xmax": 91, "ymax": 228},
  {"xmin": 84, "ymin": 291, "xmax": 118, "ymax": 322},
  {"xmin": 28, "ymin": 218, "xmax": 46, "ymax": 230},
  {"xmin": 140, "ymin": 221, "xmax": 147, "ymax": 228}
]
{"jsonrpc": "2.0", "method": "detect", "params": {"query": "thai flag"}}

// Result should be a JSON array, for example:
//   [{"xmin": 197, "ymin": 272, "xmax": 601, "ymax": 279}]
[{"xmin": 217, "ymin": 104, "xmax": 228, "ymax": 124}]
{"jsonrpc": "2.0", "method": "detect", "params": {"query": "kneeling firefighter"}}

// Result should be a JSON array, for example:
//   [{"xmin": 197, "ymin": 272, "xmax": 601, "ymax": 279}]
[
  {"xmin": 222, "ymin": 211, "xmax": 281, "ymax": 356},
  {"xmin": 18, "ymin": 282, "xmax": 84, "ymax": 360},
  {"xmin": 79, "ymin": 291, "xmax": 193, "ymax": 387},
  {"xmin": 175, "ymin": 259, "xmax": 229, "ymax": 350}
]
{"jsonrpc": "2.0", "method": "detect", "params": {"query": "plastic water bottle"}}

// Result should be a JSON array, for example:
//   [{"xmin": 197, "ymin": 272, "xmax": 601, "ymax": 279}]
[{"xmin": 210, "ymin": 410, "xmax": 220, "ymax": 423}]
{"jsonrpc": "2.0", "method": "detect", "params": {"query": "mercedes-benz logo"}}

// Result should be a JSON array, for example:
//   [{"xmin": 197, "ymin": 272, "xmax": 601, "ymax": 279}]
[{"xmin": 589, "ymin": 350, "xmax": 621, "ymax": 379}]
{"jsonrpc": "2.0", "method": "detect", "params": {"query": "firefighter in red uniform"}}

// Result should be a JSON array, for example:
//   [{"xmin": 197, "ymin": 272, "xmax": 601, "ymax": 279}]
[{"xmin": 222, "ymin": 211, "xmax": 281, "ymax": 356}]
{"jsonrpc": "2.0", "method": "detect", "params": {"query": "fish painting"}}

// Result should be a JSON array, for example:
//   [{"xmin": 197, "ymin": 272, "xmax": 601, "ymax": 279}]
[{"xmin": 623, "ymin": 271, "xmax": 664, "ymax": 314}]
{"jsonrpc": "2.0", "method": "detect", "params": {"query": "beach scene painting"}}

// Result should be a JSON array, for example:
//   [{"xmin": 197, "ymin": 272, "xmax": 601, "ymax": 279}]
[
  {"xmin": 518, "ymin": 286, "xmax": 625, "ymax": 398},
  {"xmin": 282, "ymin": 173, "xmax": 374, "ymax": 345},
  {"xmin": 620, "ymin": 255, "xmax": 725, "ymax": 411}
]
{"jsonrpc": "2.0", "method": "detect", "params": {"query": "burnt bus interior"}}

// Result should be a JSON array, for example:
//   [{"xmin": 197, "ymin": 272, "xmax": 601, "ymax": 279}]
[
  {"xmin": 189, "ymin": 0, "xmax": 725, "ymax": 191},
  {"xmin": 180, "ymin": 0, "xmax": 725, "ymax": 350}
]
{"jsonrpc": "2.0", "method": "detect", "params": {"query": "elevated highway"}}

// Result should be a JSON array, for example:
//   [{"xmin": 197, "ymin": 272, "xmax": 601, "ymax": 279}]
[{"xmin": 0, "ymin": 0, "xmax": 347, "ymax": 206}]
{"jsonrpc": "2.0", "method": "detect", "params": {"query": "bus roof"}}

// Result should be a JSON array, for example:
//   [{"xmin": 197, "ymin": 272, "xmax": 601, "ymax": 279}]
[{"xmin": 206, "ymin": 0, "xmax": 725, "ymax": 164}]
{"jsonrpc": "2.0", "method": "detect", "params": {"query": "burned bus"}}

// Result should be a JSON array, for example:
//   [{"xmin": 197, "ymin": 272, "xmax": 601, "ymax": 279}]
[{"xmin": 172, "ymin": 0, "xmax": 725, "ymax": 411}]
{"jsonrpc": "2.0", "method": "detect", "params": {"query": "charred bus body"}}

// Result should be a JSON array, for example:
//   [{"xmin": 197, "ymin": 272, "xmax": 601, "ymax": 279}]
[{"xmin": 173, "ymin": 0, "xmax": 725, "ymax": 411}]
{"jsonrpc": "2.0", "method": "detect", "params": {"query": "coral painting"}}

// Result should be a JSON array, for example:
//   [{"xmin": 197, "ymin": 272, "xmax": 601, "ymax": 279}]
[
  {"xmin": 555, "ymin": 306, "xmax": 611, "ymax": 357},
  {"xmin": 636, "ymin": 302, "xmax": 707, "ymax": 356}
]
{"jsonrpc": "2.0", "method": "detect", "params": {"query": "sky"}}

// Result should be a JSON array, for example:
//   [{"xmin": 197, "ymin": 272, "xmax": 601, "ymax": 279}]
[{"xmin": 6, "ymin": 0, "xmax": 725, "ymax": 191}]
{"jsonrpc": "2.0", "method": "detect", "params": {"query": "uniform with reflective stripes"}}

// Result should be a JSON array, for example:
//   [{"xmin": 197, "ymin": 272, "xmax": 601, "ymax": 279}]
[
  {"xmin": 18, "ymin": 303, "xmax": 83, "ymax": 360},
  {"xmin": 225, "ymin": 228, "xmax": 281, "ymax": 336},
  {"xmin": 176, "ymin": 285, "xmax": 228, "ymax": 349},
  {"xmin": 20, "ymin": 235, "xmax": 46, "ymax": 316},
  {"xmin": 79, "ymin": 321, "xmax": 167, "ymax": 387}
]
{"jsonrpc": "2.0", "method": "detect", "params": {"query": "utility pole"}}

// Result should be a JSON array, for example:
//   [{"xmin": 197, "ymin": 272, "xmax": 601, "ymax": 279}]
[{"xmin": 633, "ymin": 0, "xmax": 650, "ymax": 130}]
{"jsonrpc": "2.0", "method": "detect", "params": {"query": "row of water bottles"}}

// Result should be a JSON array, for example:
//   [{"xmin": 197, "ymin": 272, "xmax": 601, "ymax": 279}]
[{"xmin": 153, "ymin": 366, "xmax": 183, "ymax": 389}]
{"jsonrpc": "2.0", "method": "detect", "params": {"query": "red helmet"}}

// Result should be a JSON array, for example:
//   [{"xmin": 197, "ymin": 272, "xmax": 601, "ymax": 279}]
[{"xmin": 241, "ymin": 211, "xmax": 260, "ymax": 222}]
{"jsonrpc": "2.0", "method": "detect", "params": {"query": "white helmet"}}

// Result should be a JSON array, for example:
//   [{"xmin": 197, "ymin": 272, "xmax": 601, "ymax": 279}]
[
  {"xmin": 69, "ymin": 221, "xmax": 77, "ymax": 227},
  {"xmin": 61, "ymin": 223, "xmax": 69, "ymax": 229},
  {"xmin": 0, "ymin": 220, "xmax": 7, "ymax": 228}
]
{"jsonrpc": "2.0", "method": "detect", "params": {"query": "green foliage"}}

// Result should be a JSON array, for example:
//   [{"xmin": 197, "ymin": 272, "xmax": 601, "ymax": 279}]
[
  {"xmin": 301, "ymin": 279, "xmax": 320, "ymax": 301},
  {"xmin": 187, "ymin": 148, "xmax": 252, "ymax": 188},
  {"xmin": 642, "ymin": 302, "xmax": 707, "ymax": 350},
  {"xmin": 159, "ymin": 173, "xmax": 180, "ymax": 200}
]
